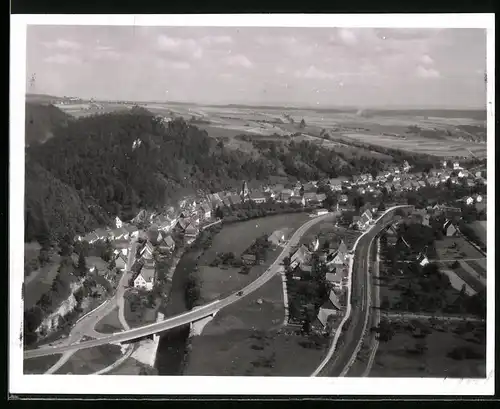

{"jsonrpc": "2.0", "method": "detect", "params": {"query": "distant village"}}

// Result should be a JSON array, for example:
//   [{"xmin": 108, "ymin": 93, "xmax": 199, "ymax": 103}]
[{"xmin": 73, "ymin": 159, "xmax": 486, "ymax": 294}]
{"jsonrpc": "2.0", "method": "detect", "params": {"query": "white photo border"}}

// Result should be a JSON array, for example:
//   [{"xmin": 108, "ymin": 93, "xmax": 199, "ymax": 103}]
[{"xmin": 9, "ymin": 13, "xmax": 495, "ymax": 396}]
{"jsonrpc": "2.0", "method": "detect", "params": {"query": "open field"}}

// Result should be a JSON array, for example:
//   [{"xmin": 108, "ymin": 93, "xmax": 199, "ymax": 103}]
[
  {"xmin": 185, "ymin": 274, "xmax": 329, "ymax": 376},
  {"xmin": 195, "ymin": 213, "xmax": 311, "ymax": 303},
  {"xmin": 434, "ymin": 237, "xmax": 486, "ymax": 291},
  {"xmin": 95, "ymin": 307, "xmax": 123, "ymax": 334},
  {"xmin": 54, "ymin": 101, "xmax": 486, "ymax": 157},
  {"xmin": 434, "ymin": 237, "xmax": 485, "ymax": 260},
  {"xmin": 369, "ymin": 318, "xmax": 486, "ymax": 378},
  {"xmin": 438, "ymin": 264, "xmax": 477, "ymax": 296},
  {"xmin": 24, "ymin": 354, "xmax": 62, "ymax": 374},
  {"xmin": 55, "ymin": 344, "xmax": 125, "ymax": 374},
  {"xmin": 338, "ymin": 132, "xmax": 487, "ymax": 158}
]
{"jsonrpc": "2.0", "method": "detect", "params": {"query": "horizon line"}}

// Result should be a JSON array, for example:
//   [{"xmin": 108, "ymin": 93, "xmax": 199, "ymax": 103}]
[{"xmin": 25, "ymin": 93, "xmax": 487, "ymax": 112}]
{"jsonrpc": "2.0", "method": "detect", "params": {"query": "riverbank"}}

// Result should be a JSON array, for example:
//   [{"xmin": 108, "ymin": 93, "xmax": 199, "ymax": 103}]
[{"xmin": 155, "ymin": 211, "xmax": 326, "ymax": 375}]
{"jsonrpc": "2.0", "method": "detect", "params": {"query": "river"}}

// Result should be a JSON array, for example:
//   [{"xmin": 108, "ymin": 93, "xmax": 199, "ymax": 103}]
[
  {"xmin": 155, "ymin": 249, "xmax": 201, "ymax": 375},
  {"xmin": 154, "ymin": 212, "xmax": 312, "ymax": 375}
]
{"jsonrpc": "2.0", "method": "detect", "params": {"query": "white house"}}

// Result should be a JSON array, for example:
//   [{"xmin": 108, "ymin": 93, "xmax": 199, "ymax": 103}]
[
  {"xmin": 140, "ymin": 242, "xmax": 155, "ymax": 260},
  {"xmin": 465, "ymin": 196, "xmax": 474, "ymax": 206},
  {"xmin": 123, "ymin": 224, "xmax": 140, "ymax": 239},
  {"xmin": 268, "ymin": 230, "xmax": 286, "ymax": 246},
  {"xmin": 114, "ymin": 216, "xmax": 123, "ymax": 229},
  {"xmin": 109, "ymin": 227, "xmax": 129, "ymax": 241},
  {"xmin": 403, "ymin": 161, "xmax": 411, "ymax": 172},
  {"xmin": 317, "ymin": 290, "xmax": 343, "ymax": 327},
  {"xmin": 312, "ymin": 208, "xmax": 328, "ymax": 216},
  {"xmin": 134, "ymin": 264, "xmax": 155, "ymax": 291},
  {"xmin": 200, "ymin": 203, "xmax": 212, "ymax": 220},
  {"xmin": 417, "ymin": 254, "xmax": 429, "ymax": 267},
  {"xmin": 310, "ymin": 237, "xmax": 320, "ymax": 252},
  {"xmin": 453, "ymin": 161, "xmax": 461, "ymax": 170}
]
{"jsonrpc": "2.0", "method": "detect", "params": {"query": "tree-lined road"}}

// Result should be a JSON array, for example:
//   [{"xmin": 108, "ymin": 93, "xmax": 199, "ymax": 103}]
[
  {"xmin": 25, "ymin": 212, "xmax": 338, "ymax": 360},
  {"xmin": 314, "ymin": 206, "xmax": 412, "ymax": 377}
]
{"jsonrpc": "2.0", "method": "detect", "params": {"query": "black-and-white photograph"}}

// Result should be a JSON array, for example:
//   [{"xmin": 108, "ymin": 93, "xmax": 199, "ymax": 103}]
[{"xmin": 10, "ymin": 14, "xmax": 494, "ymax": 396}]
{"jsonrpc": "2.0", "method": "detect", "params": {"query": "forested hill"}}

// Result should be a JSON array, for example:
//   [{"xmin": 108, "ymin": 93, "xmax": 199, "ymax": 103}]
[
  {"xmin": 25, "ymin": 159, "xmax": 111, "ymax": 243},
  {"xmin": 25, "ymin": 102, "xmax": 73, "ymax": 146},
  {"xmin": 25, "ymin": 109, "xmax": 277, "ymax": 241}
]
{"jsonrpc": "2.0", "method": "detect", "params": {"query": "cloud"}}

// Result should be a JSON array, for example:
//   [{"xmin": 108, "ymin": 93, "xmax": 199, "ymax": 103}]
[
  {"xmin": 416, "ymin": 65, "xmax": 440, "ymax": 78},
  {"xmin": 201, "ymin": 35, "xmax": 233, "ymax": 45},
  {"xmin": 44, "ymin": 54, "xmax": 81, "ymax": 65},
  {"xmin": 295, "ymin": 66, "xmax": 336, "ymax": 80},
  {"xmin": 420, "ymin": 54, "xmax": 434, "ymax": 66},
  {"xmin": 43, "ymin": 39, "xmax": 81, "ymax": 50},
  {"xmin": 225, "ymin": 54, "xmax": 253, "ymax": 68},
  {"xmin": 156, "ymin": 35, "xmax": 203, "ymax": 59},
  {"xmin": 96, "ymin": 50, "xmax": 121, "ymax": 60},
  {"xmin": 170, "ymin": 61, "xmax": 191, "ymax": 70},
  {"xmin": 95, "ymin": 45, "xmax": 113, "ymax": 51},
  {"xmin": 275, "ymin": 67, "xmax": 286, "ymax": 74}
]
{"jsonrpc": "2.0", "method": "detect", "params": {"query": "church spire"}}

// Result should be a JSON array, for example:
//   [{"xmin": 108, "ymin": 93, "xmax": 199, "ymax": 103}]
[{"xmin": 241, "ymin": 181, "xmax": 249, "ymax": 200}]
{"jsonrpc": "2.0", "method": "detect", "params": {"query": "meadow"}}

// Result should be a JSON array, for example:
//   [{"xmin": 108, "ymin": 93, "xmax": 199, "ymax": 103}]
[
  {"xmin": 369, "ymin": 318, "xmax": 486, "ymax": 378},
  {"xmin": 185, "ymin": 274, "xmax": 329, "ymax": 376}
]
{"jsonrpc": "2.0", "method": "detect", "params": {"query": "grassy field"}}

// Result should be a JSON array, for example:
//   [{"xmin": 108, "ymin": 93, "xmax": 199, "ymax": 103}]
[
  {"xmin": 434, "ymin": 237, "xmax": 485, "ymax": 261},
  {"xmin": 195, "ymin": 213, "xmax": 311, "ymax": 303},
  {"xmin": 55, "ymin": 344, "xmax": 124, "ymax": 374},
  {"xmin": 434, "ymin": 237, "xmax": 486, "ymax": 291},
  {"xmin": 94, "ymin": 307, "xmax": 123, "ymax": 334},
  {"xmin": 369, "ymin": 318, "xmax": 486, "ymax": 378},
  {"xmin": 184, "ymin": 274, "xmax": 329, "ymax": 376},
  {"xmin": 24, "ymin": 354, "xmax": 62, "ymax": 374},
  {"xmin": 338, "ymin": 132, "xmax": 486, "ymax": 158}
]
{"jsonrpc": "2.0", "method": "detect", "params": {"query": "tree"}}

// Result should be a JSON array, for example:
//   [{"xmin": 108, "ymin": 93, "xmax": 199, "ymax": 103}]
[
  {"xmin": 378, "ymin": 202, "xmax": 386, "ymax": 212},
  {"xmin": 215, "ymin": 206, "xmax": 224, "ymax": 220},
  {"xmin": 299, "ymin": 119, "xmax": 306, "ymax": 129},
  {"xmin": 322, "ymin": 240, "xmax": 330, "ymax": 250},
  {"xmin": 353, "ymin": 195, "xmax": 365, "ymax": 213},
  {"xmin": 77, "ymin": 252, "xmax": 87, "ymax": 277}
]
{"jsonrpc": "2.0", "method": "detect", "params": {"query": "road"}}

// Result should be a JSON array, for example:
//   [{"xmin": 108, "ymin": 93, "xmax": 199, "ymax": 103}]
[
  {"xmin": 36, "ymin": 240, "xmax": 137, "ymax": 372},
  {"xmin": 25, "ymin": 212, "xmax": 338, "ymax": 360},
  {"xmin": 362, "ymin": 237, "xmax": 381, "ymax": 377},
  {"xmin": 313, "ymin": 206, "xmax": 412, "ymax": 377}
]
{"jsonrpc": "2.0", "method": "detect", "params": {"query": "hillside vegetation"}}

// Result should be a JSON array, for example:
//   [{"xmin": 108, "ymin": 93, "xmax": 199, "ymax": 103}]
[
  {"xmin": 25, "ymin": 102, "xmax": 73, "ymax": 146},
  {"xmin": 26, "ymin": 103, "xmax": 482, "ymax": 244}
]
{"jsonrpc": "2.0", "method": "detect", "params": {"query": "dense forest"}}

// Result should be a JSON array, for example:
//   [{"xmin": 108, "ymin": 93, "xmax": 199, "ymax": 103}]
[
  {"xmin": 25, "ymin": 106, "xmax": 277, "ymax": 242},
  {"xmin": 25, "ymin": 102, "xmax": 73, "ymax": 146}
]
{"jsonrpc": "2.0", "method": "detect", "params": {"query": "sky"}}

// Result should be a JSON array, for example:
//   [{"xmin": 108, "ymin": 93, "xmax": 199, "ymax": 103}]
[{"xmin": 26, "ymin": 26, "xmax": 487, "ymax": 109}]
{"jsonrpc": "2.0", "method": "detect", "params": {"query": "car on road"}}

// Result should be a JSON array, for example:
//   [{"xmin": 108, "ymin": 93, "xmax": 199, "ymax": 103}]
[{"xmin": 237, "ymin": 291, "xmax": 243, "ymax": 296}]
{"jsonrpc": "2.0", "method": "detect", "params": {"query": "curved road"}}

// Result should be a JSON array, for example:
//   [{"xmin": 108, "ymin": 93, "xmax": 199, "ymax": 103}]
[
  {"xmin": 25, "ymin": 212, "xmax": 338, "ymax": 360},
  {"xmin": 35, "ymin": 240, "xmax": 138, "ymax": 372}
]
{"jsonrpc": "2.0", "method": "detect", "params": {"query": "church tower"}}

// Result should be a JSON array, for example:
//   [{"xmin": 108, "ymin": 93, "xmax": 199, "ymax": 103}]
[{"xmin": 240, "ymin": 181, "xmax": 249, "ymax": 200}]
